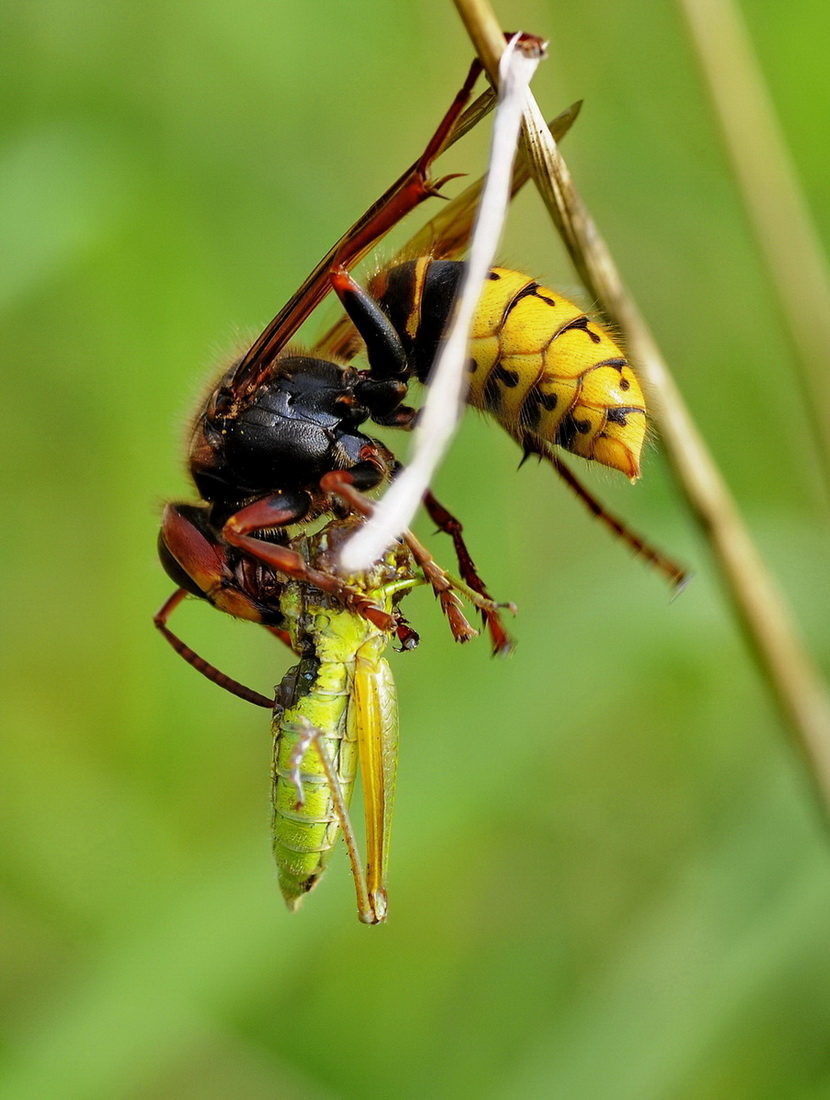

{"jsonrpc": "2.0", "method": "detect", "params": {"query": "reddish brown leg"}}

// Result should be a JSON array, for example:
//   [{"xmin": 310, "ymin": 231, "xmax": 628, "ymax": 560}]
[
  {"xmin": 522, "ymin": 439, "xmax": 689, "ymax": 591},
  {"xmin": 396, "ymin": 532, "xmax": 479, "ymax": 645},
  {"xmin": 154, "ymin": 589, "xmax": 274, "ymax": 708},
  {"xmin": 222, "ymin": 495, "xmax": 398, "ymax": 632},
  {"xmin": 422, "ymin": 490, "xmax": 513, "ymax": 655},
  {"xmin": 233, "ymin": 61, "xmax": 484, "ymax": 398}
]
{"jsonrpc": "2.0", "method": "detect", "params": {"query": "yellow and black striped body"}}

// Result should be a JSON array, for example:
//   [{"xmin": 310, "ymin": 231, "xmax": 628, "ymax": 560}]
[{"xmin": 373, "ymin": 259, "xmax": 646, "ymax": 480}]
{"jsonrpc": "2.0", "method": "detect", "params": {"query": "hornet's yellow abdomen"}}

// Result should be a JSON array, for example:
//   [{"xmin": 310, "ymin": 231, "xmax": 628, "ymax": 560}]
[
  {"xmin": 377, "ymin": 260, "xmax": 646, "ymax": 480},
  {"xmin": 467, "ymin": 268, "xmax": 646, "ymax": 480}
]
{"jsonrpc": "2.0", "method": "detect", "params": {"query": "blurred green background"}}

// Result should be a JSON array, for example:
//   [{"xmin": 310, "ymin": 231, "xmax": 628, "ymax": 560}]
[{"xmin": 3, "ymin": 0, "xmax": 830, "ymax": 1096}]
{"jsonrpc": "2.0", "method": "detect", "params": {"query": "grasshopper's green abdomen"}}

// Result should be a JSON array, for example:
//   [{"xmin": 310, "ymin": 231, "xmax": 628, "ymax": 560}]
[{"xmin": 272, "ymin": 652, "xmax": 359, "ymax": 908}]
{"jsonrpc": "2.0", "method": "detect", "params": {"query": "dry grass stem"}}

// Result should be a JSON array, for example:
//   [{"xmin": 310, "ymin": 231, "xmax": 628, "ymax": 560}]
[{"xmin": 452, "ymin": 0, "xmax": 830, "ymax": 814}]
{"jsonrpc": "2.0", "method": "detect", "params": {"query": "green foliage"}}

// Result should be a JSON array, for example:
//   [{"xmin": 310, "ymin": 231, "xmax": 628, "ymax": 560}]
[{"xmin": 2, "ymin": 0, "xmax": 830, "ymax": 1096}]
